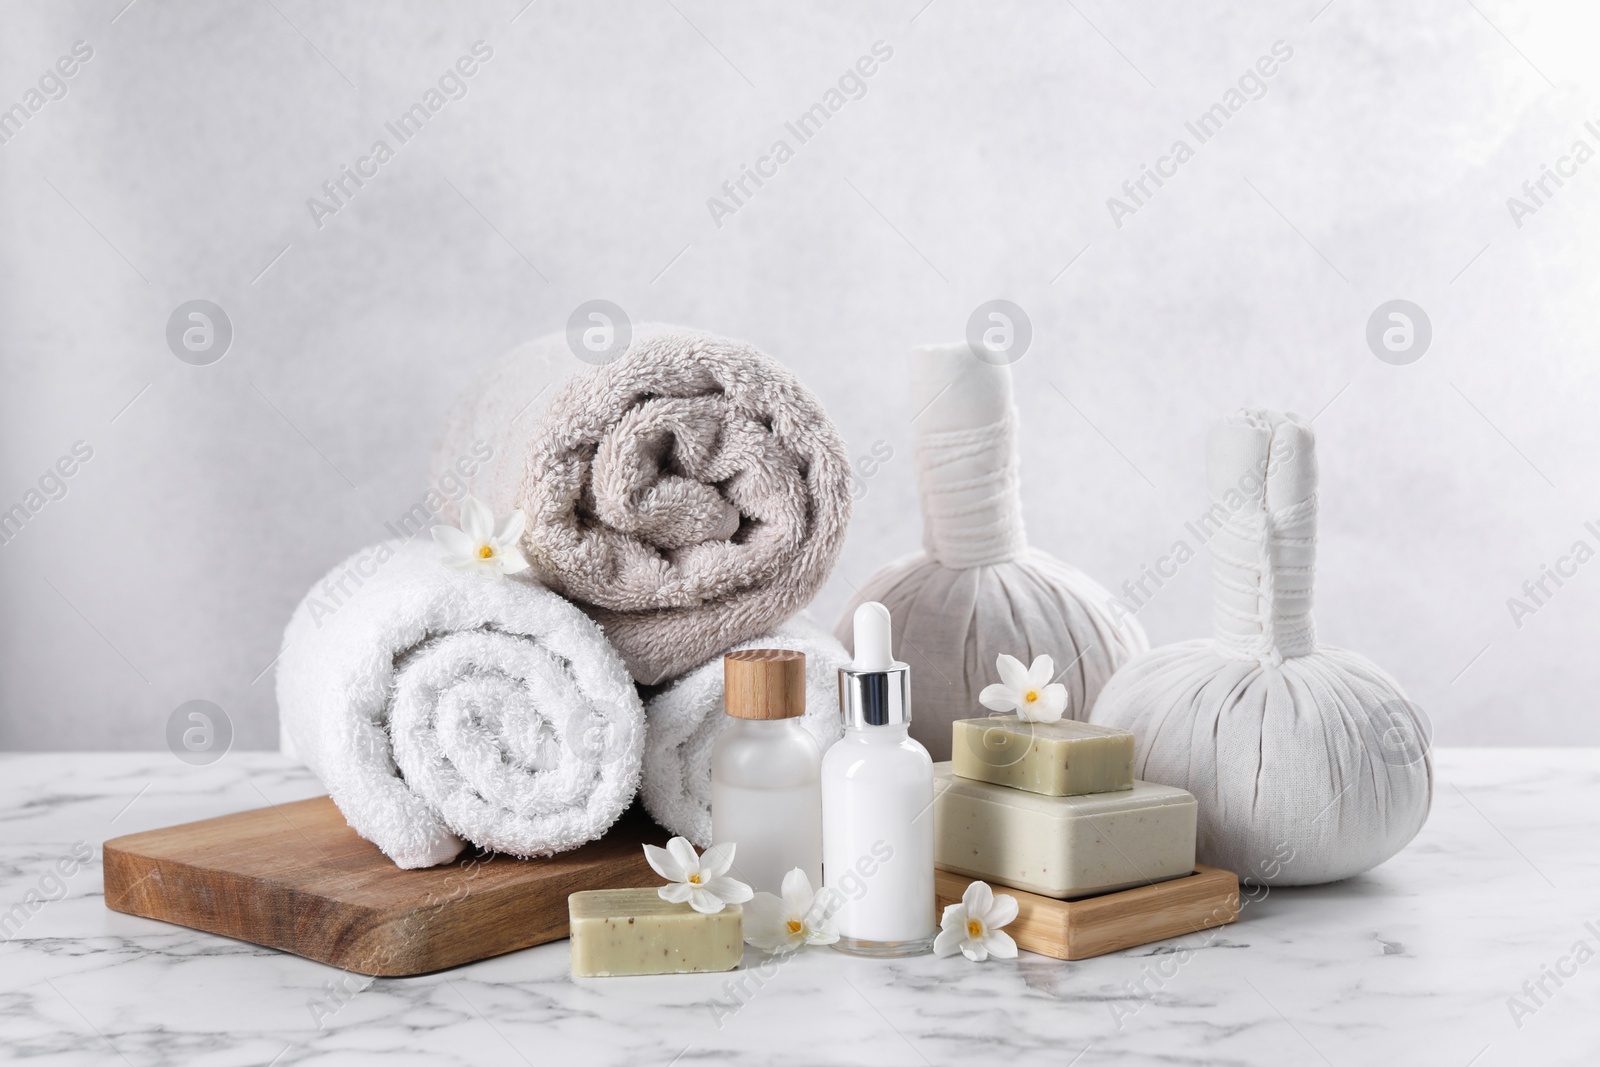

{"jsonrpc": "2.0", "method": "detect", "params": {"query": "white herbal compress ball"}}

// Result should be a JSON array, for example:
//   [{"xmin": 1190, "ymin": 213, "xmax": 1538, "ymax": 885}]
[
  {"xmin": 1089, "ymin": 409, "xmax": 1433, "ymax": 885},
  {"xmin": 836, "ymin": 343, "xmax": 1147, "ymax": 761}
]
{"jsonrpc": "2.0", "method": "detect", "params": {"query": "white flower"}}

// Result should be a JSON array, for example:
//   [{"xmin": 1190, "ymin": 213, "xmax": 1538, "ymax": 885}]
[
  {"xmin": 934, "ymin": 880, "xmax": 1018, "ymax": 963},
  {"xmin": 744, "ymin": 868, "xmax": 841, "ymax": 953},
  {"xmin": 643, "ymin": 837, "xmax": 754, "ymax": 915},
  {"xmin": 431, "ymin": 495, "xmax": 529, "ymax": 579},
  {"xmin": 978, "ymin": 653, "xmax": 1068, "ymax": 723}
]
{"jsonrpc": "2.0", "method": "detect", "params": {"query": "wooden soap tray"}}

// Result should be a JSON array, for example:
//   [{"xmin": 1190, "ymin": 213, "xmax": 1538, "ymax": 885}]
[
  {"xmin": 103, "ymin": 796, "xmax": 665, "ymax": 976},
  {"xmin": 935, "ymin": 865, "xmax": 1240, "ymax": 961}
]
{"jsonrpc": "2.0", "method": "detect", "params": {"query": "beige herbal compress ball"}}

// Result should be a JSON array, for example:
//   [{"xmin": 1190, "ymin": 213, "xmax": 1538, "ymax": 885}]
[
  {"xmin": 1089, "ymin": 409, "xmax": 1433, "ymax": 885},
  {"xmin": 836, "ymin": 343, "xmax": 1147, "ymax": 762}
]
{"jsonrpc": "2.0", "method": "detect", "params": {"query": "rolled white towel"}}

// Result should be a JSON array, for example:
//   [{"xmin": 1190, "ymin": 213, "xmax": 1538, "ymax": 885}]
[
  {"xmin": 639, "ymin": 613, "xmax": 846, "ymax": 847},
  {"xmin": 276, "ymin": 539, "xmax": 644, "ymax": 869}
]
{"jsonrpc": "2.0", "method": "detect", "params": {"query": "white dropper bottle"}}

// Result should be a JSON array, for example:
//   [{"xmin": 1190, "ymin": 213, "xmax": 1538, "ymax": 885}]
[{"xmin": 821, "ymin": 601, "xmax": 936, "ymax": 957}]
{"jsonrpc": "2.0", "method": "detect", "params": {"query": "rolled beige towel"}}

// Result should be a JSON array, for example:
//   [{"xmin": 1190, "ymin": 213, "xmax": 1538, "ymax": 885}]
[{"xmin": 434, "ymin": 325, "xmax": 852, "ymax": 685}]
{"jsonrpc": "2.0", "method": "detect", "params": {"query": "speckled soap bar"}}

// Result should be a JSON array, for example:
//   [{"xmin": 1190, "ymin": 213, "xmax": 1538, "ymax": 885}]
[
  {"xmin": 951, "ymin": 716, "xmax": 1135, "ymax": 797},
  {"xmin": 933, "ymin": 763, "xmax": 1196, "ymax": 899},
  {"xmin": 568, "ymin": 889, "xmax": 743, "ymax": 977}
]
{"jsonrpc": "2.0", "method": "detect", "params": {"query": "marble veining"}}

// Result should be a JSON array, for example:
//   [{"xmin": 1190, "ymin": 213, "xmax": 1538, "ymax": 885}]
[{"xmin": 0, "ymin": 750, "xmax": 1595, "ymax": 1065}]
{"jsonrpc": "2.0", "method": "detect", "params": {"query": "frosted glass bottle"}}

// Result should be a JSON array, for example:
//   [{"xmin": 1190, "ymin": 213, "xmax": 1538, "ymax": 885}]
[
  {"xmin": 822, "ymin": 603, "xmax": 936, "ymax": 957},
  {"xmin": 711, "ymin": 650, "xmax": 822, "ymax": 895}
]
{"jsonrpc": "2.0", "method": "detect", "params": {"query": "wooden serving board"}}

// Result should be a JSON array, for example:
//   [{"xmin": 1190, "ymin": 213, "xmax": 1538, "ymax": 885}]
[
  {"xmin": 935, "ymin": 865, "xmax": 1241, "ymax": 960},
  {"xmin": 103, "ymin": 796, "xmax": 665, "ymax": 976}
]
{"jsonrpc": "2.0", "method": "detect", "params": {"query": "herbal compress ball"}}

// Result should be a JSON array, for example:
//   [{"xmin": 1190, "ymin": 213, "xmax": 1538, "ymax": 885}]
[
  {"xmin": 836, "ymin": 343, "xmax": 1147, "ymax": 762},
  {"xmin": 1089, "ymin": 409, "xmax": 1432, "ymax": 885}
]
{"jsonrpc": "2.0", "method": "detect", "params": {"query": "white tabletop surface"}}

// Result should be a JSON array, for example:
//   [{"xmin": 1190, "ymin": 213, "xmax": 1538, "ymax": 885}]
[{"xmin": 1, "ymin": 749, "xmax": 1595, "ymax": 1066}]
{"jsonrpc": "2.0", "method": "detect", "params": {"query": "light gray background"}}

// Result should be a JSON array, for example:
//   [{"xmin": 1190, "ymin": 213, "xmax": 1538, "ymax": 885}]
[{"xmin": 2, "ymin": 0, "xmax": 1597, "ymax": 751}]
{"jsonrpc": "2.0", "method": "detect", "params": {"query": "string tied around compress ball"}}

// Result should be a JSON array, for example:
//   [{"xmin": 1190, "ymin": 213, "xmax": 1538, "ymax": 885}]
[
  {"xmin": 914, "ymin": 412, "xmax": 1027, "ymax": 569},
  {"xmin": 1212, "ymin": 493, "xmax": 1318, "ymax": 665}
]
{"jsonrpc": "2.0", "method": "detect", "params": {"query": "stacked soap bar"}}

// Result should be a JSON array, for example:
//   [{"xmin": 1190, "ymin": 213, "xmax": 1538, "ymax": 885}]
[
  {"xmin": 934, "ymin": 768, "xmax": 1196, "ymax": 897},
  {"xmin": 951, "ymin": 717, "xmax": 1135, "ymax": 796},
  {"xmin": 569, "ymin": 888, "xmax": 742, "ymax": 977},
  {"xmin": 934, "ymin": 715, "xmax": 1197, "ymax": 900}
]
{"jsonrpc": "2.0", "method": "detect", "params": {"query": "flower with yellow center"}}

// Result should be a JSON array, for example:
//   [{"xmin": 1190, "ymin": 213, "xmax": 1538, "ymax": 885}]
[
  {"xmin": 643, "ymin": 837, "xmax": 752, "ymax": 915},
  {"xmin": 979, "ymin": 653, "xmax": 1069, "ymax": 724},
  {"xmin": 431, "ymin": 495, "xmax": 530, "ymax": 579},
  {"xmin": 744, "ymin": 868, "xmax": 841, "ymax": 953},
  {"xmin": 934, "ymin": 880, "xmax": 1018, "ymax": 963}
]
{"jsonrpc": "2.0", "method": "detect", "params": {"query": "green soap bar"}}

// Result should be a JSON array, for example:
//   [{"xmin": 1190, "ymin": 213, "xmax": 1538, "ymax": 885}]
[
  {"xmin": 951, "ymin": 716, "xmax": 1135, "ymax": 796},
  {"xmin": 568, "ymin": 888, "xmax": 743, "ymax": 977},
  {"xmin": 934, "ymin": 763, "xmax": 1197, "ymax": 899}
]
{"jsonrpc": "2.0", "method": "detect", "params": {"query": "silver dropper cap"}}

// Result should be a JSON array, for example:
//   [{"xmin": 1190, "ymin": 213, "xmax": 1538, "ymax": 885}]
[{"xmin": 837, "ymin": 602, "xmax": 912, "ymax": 728}]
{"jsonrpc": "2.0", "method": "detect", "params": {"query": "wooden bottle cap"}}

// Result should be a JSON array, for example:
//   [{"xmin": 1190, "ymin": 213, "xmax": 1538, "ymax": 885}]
[{"xmin": 723, "ymin": 649, "xmax": 807, "ymax": 720}]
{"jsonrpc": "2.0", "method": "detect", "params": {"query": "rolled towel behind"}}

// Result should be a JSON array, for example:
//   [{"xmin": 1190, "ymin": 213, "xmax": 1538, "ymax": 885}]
[
  {"xmin": 276, "ymin": 539, "xmax": 644, "ymax": 869},
  {"xmin": 432, "ymin": 325, "xmax": 853, "ymax": 685},
  {"xmin": 639, "ymin": 613, "xmax": 847, "ymax": 847}
]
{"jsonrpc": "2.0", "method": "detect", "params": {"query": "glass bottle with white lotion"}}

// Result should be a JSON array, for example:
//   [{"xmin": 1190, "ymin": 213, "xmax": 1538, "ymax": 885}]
[
  {"xmin": 822, "ymin": 601, "xmax": 936, "ymax": 957},
  {"xmin": 711, "ymin": 649, "xmax": 822, "ymax": 895}
]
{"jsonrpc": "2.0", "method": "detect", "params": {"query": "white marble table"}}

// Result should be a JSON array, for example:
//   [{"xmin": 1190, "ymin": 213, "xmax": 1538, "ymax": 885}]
[{"xmin": 2, "ymin": 750, "xmax": 1595, "ymax": 1066}]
